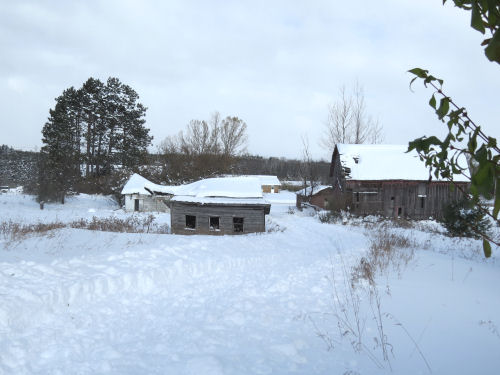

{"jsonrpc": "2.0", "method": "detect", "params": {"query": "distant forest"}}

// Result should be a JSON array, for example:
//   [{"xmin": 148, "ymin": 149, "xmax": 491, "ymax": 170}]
[{"xmin": 0, "ymin": 144, "xmax": 331, "ymax": 195}]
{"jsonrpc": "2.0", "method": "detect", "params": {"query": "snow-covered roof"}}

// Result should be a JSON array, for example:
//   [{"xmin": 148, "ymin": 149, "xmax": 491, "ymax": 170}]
[
  {"xmin": 121, "ymin": 173, "xmax": 178, "ymax": 195},
  {"xmin": 253, "ymin": 175, "xmax": 281, "ymax": 186},
  {"xmin": 170, "ymin": 196, "xmax": 268, "ymax": 205},
  {"xmin": 336, "ymin": 144, "xmax": 469, "ymax": 182},
  {"xmin": 174, "ymin": 177, "xmax": 263, "ymax": 198},
  {"xmin": 296, "ymin": 185, "xmax": 332, "ymax": 196},
  {"xmin": 223, "ymin": 175, "xmax": 281, "ymax": 186},
  {"xmin": 172, "ymin": 177, "xmax": 268, "ymax": 205}
]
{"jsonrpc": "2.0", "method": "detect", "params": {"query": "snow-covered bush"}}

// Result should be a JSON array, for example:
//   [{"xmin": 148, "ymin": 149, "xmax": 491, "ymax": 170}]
[{"xmin": 441, "ymin": 199, "xmax": 491, "ymax": 239}]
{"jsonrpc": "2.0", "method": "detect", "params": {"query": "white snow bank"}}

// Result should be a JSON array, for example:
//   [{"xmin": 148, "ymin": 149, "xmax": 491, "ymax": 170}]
[
  {"xmin": 0, "ymin": 192, "xmax": 120, "ymax": 224},
  {"xmin": 1, "ymin": 192, "xmax": 499, "ymax": 374}
]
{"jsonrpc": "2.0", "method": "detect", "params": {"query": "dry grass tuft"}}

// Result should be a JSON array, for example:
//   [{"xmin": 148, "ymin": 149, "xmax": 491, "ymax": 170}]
[
  {"xmin": 1, "ymin": 215, "xmax": 170, "ymax": 243},
  {"xmin": 70, "ymin": 215, "xmax": 170, "ymax": 234},
  {"xmin": 1, "ymin": 220, "xmax": 65, "ymax": 242},
  {"xmin": 352, "ymin": 229, "xmax": 415, "ymax": 285}
]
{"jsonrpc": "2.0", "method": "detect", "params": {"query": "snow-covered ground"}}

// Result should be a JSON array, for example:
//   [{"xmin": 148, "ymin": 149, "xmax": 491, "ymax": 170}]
[{"xmin": 0, "ymin": 190, "xmax": 499, "ymax": 374}]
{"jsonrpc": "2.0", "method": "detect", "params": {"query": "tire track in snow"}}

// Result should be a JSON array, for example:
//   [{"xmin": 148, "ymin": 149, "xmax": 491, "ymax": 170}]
[{"xmin": 0, "ymin": 245, "xmax": 283, "ymax": 334}]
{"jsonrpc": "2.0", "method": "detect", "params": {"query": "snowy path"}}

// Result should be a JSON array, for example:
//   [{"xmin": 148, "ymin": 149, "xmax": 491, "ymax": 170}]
[
  {"xmin": 1, "ymin": 193, "xmax": 500, "ymax": 374},
  {"xmin": 0, "ymin": 211, "xmax": 366, "ymax": 374}
]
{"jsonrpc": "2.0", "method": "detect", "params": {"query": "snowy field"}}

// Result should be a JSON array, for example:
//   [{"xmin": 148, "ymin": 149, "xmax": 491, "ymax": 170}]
[{"xmin": 1, "ymin": 190, "xmax": 499, "ymax": 374}]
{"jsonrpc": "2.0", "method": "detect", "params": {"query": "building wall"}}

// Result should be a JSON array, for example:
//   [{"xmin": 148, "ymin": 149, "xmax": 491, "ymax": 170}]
[
  {"xmin": 346, "ymin": 180, "xmax": 468, "ymax": 219},
  {"xmin": 296, "ymin": 189, "xmax": 334, "ymax": 210},
  {"xmin": 124, "ymin": 194, "xmax": 170, "ymax": 212},
  {"xmin": 171, "ymin": 202, "xmax": 267, "ymax": 235}
]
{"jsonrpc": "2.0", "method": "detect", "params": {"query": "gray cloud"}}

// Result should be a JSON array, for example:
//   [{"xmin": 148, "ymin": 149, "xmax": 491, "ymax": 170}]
[{"xmin": 1, "ymin": 0, "xmax": 499, "ymax": 159}]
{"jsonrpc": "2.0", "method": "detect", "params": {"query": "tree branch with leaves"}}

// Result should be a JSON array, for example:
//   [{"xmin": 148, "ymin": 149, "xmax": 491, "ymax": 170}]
[
  {"xmin": 443, "ymin": 0, "xmax": 500, "ymax": 64},
  {"xmin": 406, "ymin": 1, "xmax": 500, "ymax": 256},
  {"xmin": 407, "ymin": 68, "xmax": 499, "ymax": 255}
]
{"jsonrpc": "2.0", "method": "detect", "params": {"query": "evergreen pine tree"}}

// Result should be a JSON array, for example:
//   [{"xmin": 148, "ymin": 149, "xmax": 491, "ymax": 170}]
[{"xmin": 39, "ymin": 77, "xmax": 152, "ymax": 200}]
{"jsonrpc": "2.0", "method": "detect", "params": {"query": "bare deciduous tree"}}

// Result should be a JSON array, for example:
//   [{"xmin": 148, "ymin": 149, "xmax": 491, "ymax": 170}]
[
  {"xmin": 158, "ymin": 112, "xmax": 249, "ymax": 182},
  {"xmin": 300, "ymin": 135, "xmax": 320, "ymax": 197},
  {"xmin": 220, "ymin": 116, "xmax": 248, "ymax": 156},
  {"xmin": 321, "ymin": 83, "xmax": 383, "ymax": 151},
  {"xmin": 180, "ymin": 119, "xmax": 216, "ymax": 155}
]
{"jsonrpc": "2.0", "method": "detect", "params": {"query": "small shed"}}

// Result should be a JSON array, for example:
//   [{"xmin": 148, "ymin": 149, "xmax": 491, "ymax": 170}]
[
  {"xmin": 121, "ymin": 173, "xmax": 177, "ymax": 212},
  {"xmin": 329, "ymin": 144, "xmax": 469, "ymax": 219},
  {"xmin": 255, "ymin": 175, "xmax": 281, "ymax": 193},
  {"xmin": 296, "ymin": 185, "xmax": 334, "ymax": 210},
  {"xmin": 170, "ymin": 177, "xmax": 271, "ymax": 235}
]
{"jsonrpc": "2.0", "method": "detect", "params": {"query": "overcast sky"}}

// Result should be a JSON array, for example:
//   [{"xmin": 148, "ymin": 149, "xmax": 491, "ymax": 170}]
[{"xmin": 1, "ymin": 0, "xmax": 499, "ymax": 160}]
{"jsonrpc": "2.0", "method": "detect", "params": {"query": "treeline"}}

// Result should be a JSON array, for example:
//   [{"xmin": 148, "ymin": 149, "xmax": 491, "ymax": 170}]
[
  {"xmin": 0, "ymin": 145, "xmax": 39, "ymax": 191},
  {"xmin": 148, "ymin": 152, "xmax": 330, "ymax": 185},
  {"xmin": 2, "ymin": 144, "xmax": 330, "ymax": 195},
  {"xmin": 234, "ymin": 155, "xmax": 330, "ymax": 182}
]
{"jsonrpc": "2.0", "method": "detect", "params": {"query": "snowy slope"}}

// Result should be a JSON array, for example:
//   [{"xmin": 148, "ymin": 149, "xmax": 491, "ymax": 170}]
[{"xmin": 0, "ymin": 191, "xmax": 499, "ymax": 374}]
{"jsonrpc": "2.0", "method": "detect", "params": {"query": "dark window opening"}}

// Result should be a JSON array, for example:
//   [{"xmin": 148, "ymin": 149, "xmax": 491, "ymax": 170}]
[
  {"xmin": 209, "ymin": 216, "xmax": 220, "ymax": 231},
  {"xmin": 420, "ymin": 197, "xmax": 425, "ymax": 209},
  {"xmin": 391, "ymin": 196, "xmax": 395, "ymax": 201},
  {"xmin": 134, "ymin": 199, "xmax": 139, "ymax": 211},
  {"xmin": 233, "ymin": 217, "xmax": 244, "ymax": 232},
  {"xmin": 185, "ymin": 215, "xmax": 196, "ymax": 229},
  {"xmin": 356, "ymin": 192, "xmax": 360, "ymax": 202},
  {"xmin": 397, "ymin": 207, "xmax": 402, "ymax": 216}
]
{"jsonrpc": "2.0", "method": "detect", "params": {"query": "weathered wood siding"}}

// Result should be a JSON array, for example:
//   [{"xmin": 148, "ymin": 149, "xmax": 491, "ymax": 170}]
[
  {"xmin": 262, "ymin": 185, "xmax": 272, "ymax": 193},
  {"xmin": 346, "ymin": 180, "xmax": 468, "ymax": 219},
  {"xmin": 171, "ymin": 202, "xmax": 267, "ymax": 235}
]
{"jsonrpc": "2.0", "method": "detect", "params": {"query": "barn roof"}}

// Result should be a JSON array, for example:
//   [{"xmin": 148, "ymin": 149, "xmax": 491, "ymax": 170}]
[
  {"xmin": 173, "ymin": 177, "xmax": 264, "ymax": 203},
  {"xmin": 336, "ymin": 144, "xmax": 469, "ymax": 182},
  {"xmin": 121, "ymin": 173, "xmax": 178, "ymax": 195}
]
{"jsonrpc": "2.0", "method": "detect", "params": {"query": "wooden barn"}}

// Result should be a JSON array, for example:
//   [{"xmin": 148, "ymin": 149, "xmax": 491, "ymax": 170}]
[
  {"xmin": 121, "ymin": 173, "xmax": 177, "ymax": 212},
  {"xmin": 329, "ymin": 144, "xmax": 469, "ymax": 219},
  {"xmin": 295, "ymin": 185, "xmax": 334, "ymax": 210},
  {"xmin": 170, "ymin": 177, "xmax": 271, "ymax": 235}
]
